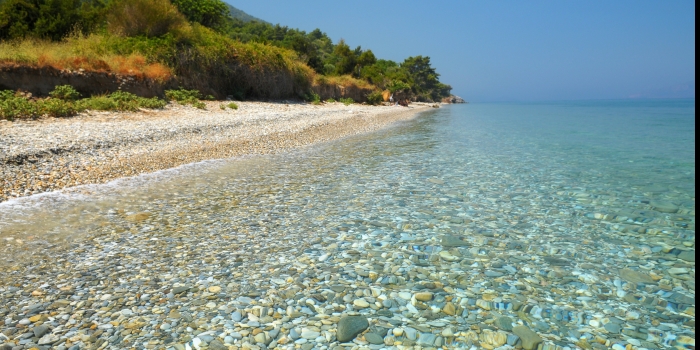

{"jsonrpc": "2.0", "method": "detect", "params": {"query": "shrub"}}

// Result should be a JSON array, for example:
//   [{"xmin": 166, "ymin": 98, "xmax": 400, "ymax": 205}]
[
  {"xmin": 227, "ymin": 102, "xmax": 238, "ymax": 110},
  {"xmin": 107, "ymin": 0, "xmax": 187, "ymax": 37},
  {"xmin": 49, "ymin": 85, "xmax": 81, "ymax": 101},
  {"xmin": 170, "ymin": 0, "xmax": 229, "ymax": 29},
  {"xmin": 0, "ymin": 91, "xmax": 40, "ymax": 120},
  {"xmin": 78, "ymin": 91, "xmax": 166, "ymax": 111},
  {"xmin": 366, "ymin": 91, "xmax": 383, "ymax": 105},
  {"xmin": 166, "ymin": 88, "xmax": 201, "ymax": 102},
  {"xmin": 77, "ymin": 95, "xmax": 117, "ymax": 111},
  {"xmin": 387, "ymin": 80, "xmax": 410, "ymax": 93},
  {"xmin": 340, "ymin": 97, "xmax": 354, "ymax": 106},
  {"xmin": 326, "ymin": 98, "xmax": 335, "ymax": 103},
  {"xmin": 137, "ymin": 96, "xmax": 167, "ymax": 109},
  {"xmin": 38, "ymin": 98, "xmax": 78, "ymax": 118},
  {"xmin": 1, "ymin": 88, "xmax": 167, "ymax": 120},
  {"xmin": 304, "ymin": 92, "xmax": 320, "ymax": 103},
  {"xmin": 165, "ymin": 88, "xmax": 207, "ymax": 109}
]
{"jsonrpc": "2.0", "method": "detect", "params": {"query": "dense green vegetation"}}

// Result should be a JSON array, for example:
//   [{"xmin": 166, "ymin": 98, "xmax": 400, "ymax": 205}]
[
  {"xmin": 225, "ymin": 19, "xmax": 452, "ymax": 101},
  {"xmin": 0, "ymin": 84, "xmax": 250, "ymax": 120},
  {"xmin": 0, "ymin": 85, "xmax": 176, "ymax": 120},
  {"xmin": 0, "ymin": 0, "xmax": 452, "ymax": 104}
]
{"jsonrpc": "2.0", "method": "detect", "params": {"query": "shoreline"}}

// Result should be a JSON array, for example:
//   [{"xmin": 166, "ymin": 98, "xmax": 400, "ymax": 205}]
[{"xmin": 0, "ymin": 101, "xmax": 434, "ymax": 203}]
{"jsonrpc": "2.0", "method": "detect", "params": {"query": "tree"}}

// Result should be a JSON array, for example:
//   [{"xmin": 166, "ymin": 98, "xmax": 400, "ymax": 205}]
[
  {"xmin": 107, "ymin": 0, "xmax": 186, "ymax": 37},
  {"xmin": 34, "ymin": 0, "xmax": 82, "ymax": 40},
  {"xmin": 0, "ymin": 0, "xmax": 39, "ymax": 40},
  {"xmin": 170, "ymin": 0, "xmax": 229, "ymax": 29},
  {"xmin": 355, "ymin": 49, "xmax": 376, "ymax": 77},
  {"xmin": 401, "ymin": 55, "xmax": 450, "ymax": 101},
  {"xmin": 331, "ymin": 39, "xmax": 355, "ymax": 76},
  {"xmin": 0, "ymin": 0, "xmax": 107, "ymax": 40}
]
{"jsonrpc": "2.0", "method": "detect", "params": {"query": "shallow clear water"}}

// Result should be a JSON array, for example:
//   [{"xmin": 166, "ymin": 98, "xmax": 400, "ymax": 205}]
[{"xmin": 0, "ymin": 99, "xmax": 695, "ymax": 349}]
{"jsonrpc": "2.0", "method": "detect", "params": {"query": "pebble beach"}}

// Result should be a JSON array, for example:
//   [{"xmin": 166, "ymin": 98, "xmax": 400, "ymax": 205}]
[{"xmin": 0, "ymin": 101, "xmax": 432, "ymax": 203}]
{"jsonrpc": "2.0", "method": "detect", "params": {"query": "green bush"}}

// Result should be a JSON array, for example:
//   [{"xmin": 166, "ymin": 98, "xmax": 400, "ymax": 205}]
[
  {"xmin": 165, "ymin": 88, "xmax": 202, "ymax": 102},
  {"xmin": 38, "ymin": 98, "xmax": 78, "ymax": 118},
  {"xmin": 165, "ymin": 88, "xmax": 208, "ymax": 109},
  {"xmin": 171, "ymin": 0, "xmax": 229, "ymax": 29},
  {"xmin": 0, "ymin": 91, "xmax": 40, "ymax": 120},
  {"xmin": 77, "ymin": 95, "xmax": 118, "ymax": 111},
  {"xmin": 387, "ymin": 80, "xmax": 411, "ymax": 93},
  {"xmin": 1, "ymin": 87, "xmax": 167, "ymax": 120},
  {"xmin": 326, "ymin": 98, "xmax": 336, "ymax": 103},
  {"xmin": 304, "ymin": 92, "xmax": 320, "ymax": 103},
  {"xmin": 227, "ymin": 102, "xmax": 238, "ymax": 110},
  {"xmin": 366, "ymin": 91, "xmax": 383, "ymax": 105},
  {"xmin": 107, "ymin": 0, "xmax": 187, "ymax": 37},
  {"xmin": 108, "ymin": 90, "xmax": 162, "ymax": 111},
  {"xmin": 49, "ymin": 85, "xmax": 81, "ymax": 101},
  {"xmin": 135, "ymin": 95, "xmax": 167, "ymax": 109},
  {"xmin": 340, "ymin": 97, "xmax": 354, "ymax": 106}
]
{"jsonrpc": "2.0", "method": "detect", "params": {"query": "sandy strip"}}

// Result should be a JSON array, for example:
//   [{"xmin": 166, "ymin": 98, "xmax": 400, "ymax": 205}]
[{"xmin": 0, "ymin": 101, "xmax": 434, "ymax": 203}]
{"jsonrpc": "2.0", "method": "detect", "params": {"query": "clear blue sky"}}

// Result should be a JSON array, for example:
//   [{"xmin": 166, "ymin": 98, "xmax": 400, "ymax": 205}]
[{"xmin": 226, "ymin": 1, "xmax": 695, "ymax": 102}]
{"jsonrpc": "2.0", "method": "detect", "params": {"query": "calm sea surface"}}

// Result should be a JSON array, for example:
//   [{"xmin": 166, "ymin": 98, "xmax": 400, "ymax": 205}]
[{"xmin": 0, "ymin": 99, "xmax": 695, "ymax": 349}]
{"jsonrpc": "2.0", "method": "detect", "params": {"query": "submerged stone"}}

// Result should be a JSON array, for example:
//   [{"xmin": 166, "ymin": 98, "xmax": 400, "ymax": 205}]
[
  {"xmin": 336, "ymin": 315, "xmax": 369, "ymax": 342},
  {"xmin": 513, "ymin": 325, "xmax": 543, "ymax": 350},
  {"xmin": 619, "ymin": 268, "xmax": 655, "ymax": 284}
]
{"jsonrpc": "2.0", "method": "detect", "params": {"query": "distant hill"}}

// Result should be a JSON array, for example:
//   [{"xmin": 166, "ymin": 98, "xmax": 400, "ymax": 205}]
[{"xmin": 226, "ymin": 3, "xmax": 268, "ymax": 24}]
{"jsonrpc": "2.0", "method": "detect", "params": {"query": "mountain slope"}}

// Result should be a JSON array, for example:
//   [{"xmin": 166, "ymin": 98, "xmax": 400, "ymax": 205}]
[{"xmin": 226, "ymin": 3, "xmax": 268, "ymax": 23}]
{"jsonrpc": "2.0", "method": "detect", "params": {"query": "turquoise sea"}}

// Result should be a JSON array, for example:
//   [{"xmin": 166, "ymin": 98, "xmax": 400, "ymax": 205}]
[{"xmin": 0, "ymin": 99, "xmax": 695, "ymax": 349}]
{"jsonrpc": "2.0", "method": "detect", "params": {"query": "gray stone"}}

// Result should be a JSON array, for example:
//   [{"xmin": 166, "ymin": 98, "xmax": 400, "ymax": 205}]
[
  {"xmin": 512, "ymin": 325, "xmax": 543, "ymax": 350},
  {"xmin": 485, "ymin": 270, "xmax": 504, "ymax": 277},
  {"xmin": 434, "ymin": 336, "xmax": 444, "ymax": 347},
  {"xmin": 678, "ymin": 250, "xmax": 695, "ymax": 262},
  {"xmin": 208, "ymin": 339, "xmax": 227, "ymax": 350},
  {"xmin": 441, "ymin": 235, "xmax": 470, "ymax": 247},
  {"xmin": 417, "ymin": 333, "xmax": 436, "ymax": 346},
  {"xmin": 172, "ymin": 286, "xmax": 190, "ymax": 295},
  {"xmin": 619, "ymin": 268, "xmax": 655, "ymax": 284},
  {"xmin": 650, "ymin": 201, "xmax": 678, "ymax": 213},
  {"xmin": 301, "ymin": 331, "xmax": 320, "ymax": 339},
  {"xmin": 667, "ymin": 292, "xmax": 694, "ymax": 305},
  {"xmin": 543, "ymin": 257, "xmax": 570, "ymax": 266},
  {"xmin": 231, "ymin": 311, "xmax": 242, "ymax": 322},
  {"xmin": 198, "ymin": 334, "xmax": 214, "ymax": 343},
  {"xmin": 37, "ymin": 334, "xmax": 59, "ymax": 346},
  {"xmin": 403, "ymin": 327, "xmax": 417, "ymax": 340},
  {"xmin": 33, "ymin": 325, "xmax": 50, "ymax": 338},
  {"xmin": 336, "ymin": 315, "xmax": 369, "ymax": 342},
  {"xmin": 364, "ymin": 333, "xmax": 384, "ymax": 345},
  {"xmin": 604, "ymin": 323, "xmax": 621, "ymax": 334},
  {"xmin": 507, "ymin": 334, "xmax": 520, "ymax": 346},
  {"xmin": 495, "ymin": 316, "xmax": 513, "ymax": 331}
]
